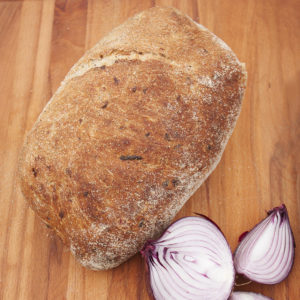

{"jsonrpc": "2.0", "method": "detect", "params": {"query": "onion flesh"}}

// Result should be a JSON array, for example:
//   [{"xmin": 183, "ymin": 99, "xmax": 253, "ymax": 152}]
[
  {"xmin": 141, "ymin": 216, "xmax": 234, "ymax": 300},
  {"xmin": 229, "ymin": 292, "xmax": 272, "ymax": 300},
  {"xmin": 233, "ymin": 204, "xmax": 295, "ymax": 284}
]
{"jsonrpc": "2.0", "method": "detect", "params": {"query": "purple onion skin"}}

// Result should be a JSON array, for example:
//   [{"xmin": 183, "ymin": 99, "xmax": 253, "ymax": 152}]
[
  {"xmin": 266, "ymin": 204, "xmax": 296, "ymax": 248},
  {"xmin": 194, "ymin": 212, "xmax": 224, "ymax": 233},
  {"xmin": 141, "ymin": 216, "xmax": 235, "ymax": 300},
  {"xmin": 238, "ymin": 231, "xmax": 249, "ymax": 242},
  {"xmin": 229, "ymin": 291, "xmax": 272, "ymax": 300},
  {"xmin": 234, "ymin": 204, "xmax": 295, "ymax": 285}
]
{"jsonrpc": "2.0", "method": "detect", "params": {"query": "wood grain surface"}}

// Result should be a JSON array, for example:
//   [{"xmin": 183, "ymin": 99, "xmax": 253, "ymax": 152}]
[{"xmin": 0, "ymin": 0, "xmax": 299, "ymax": 299}]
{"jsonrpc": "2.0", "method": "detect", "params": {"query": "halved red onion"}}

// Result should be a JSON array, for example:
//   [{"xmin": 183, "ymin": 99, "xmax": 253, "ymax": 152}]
[
  {"xmin": 141, "ymin": 216, "xmax": 235, "ymax": 300},
  {"xmin": 229, "ymin": 292, "xmax": 272, "ymax": 300},
  {"xmin": 234, "ymin": 204, "xmax": 295, "ymax": 284}
]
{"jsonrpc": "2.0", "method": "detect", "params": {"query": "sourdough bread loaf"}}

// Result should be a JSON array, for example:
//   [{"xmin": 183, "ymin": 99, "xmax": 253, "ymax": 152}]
[{"xmin": 18, "ymin": 7, "xmax": 246, "ymax": 270}]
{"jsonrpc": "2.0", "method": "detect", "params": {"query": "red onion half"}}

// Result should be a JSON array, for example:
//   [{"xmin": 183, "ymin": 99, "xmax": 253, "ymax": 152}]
[
  {"xmin": 229, "ymin": 292, "xmax": 272, "ymax": 300},
  {"xmin": 141, "ymin": 216, "xmax": 235, "ymax": 300},
  {"xmin": 233, "ymin": 204, "xmax": 295, "ymax": 284}
]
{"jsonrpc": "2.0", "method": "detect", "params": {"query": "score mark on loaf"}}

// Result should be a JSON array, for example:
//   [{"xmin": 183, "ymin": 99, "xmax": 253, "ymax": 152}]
[{"xmin": 18, "ymin": 7, "xmax": 246, "ymax": 270}]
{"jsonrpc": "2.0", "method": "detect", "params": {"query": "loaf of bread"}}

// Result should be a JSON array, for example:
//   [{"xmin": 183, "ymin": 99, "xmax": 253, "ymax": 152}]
[{"xmin": 18, "ymin": 7, "xmax": 246, "ymax": 270}]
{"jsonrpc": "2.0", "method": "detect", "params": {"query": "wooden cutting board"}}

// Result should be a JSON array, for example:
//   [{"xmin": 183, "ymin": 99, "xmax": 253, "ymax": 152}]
[{"xmin": 0, "ymin": 0, "xmax": 299, "ymax": 299}]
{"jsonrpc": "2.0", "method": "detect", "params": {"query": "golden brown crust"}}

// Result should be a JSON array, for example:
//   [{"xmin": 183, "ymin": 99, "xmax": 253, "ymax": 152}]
[{"xmin": 18, "ymin": 7, "xmax": 246, "ymax": 269}]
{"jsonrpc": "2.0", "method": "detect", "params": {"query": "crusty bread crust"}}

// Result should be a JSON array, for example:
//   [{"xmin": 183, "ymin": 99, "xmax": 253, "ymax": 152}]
[{"xmin": 18, "ymin": 7, "xmax": 246, "ymax": 270}]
